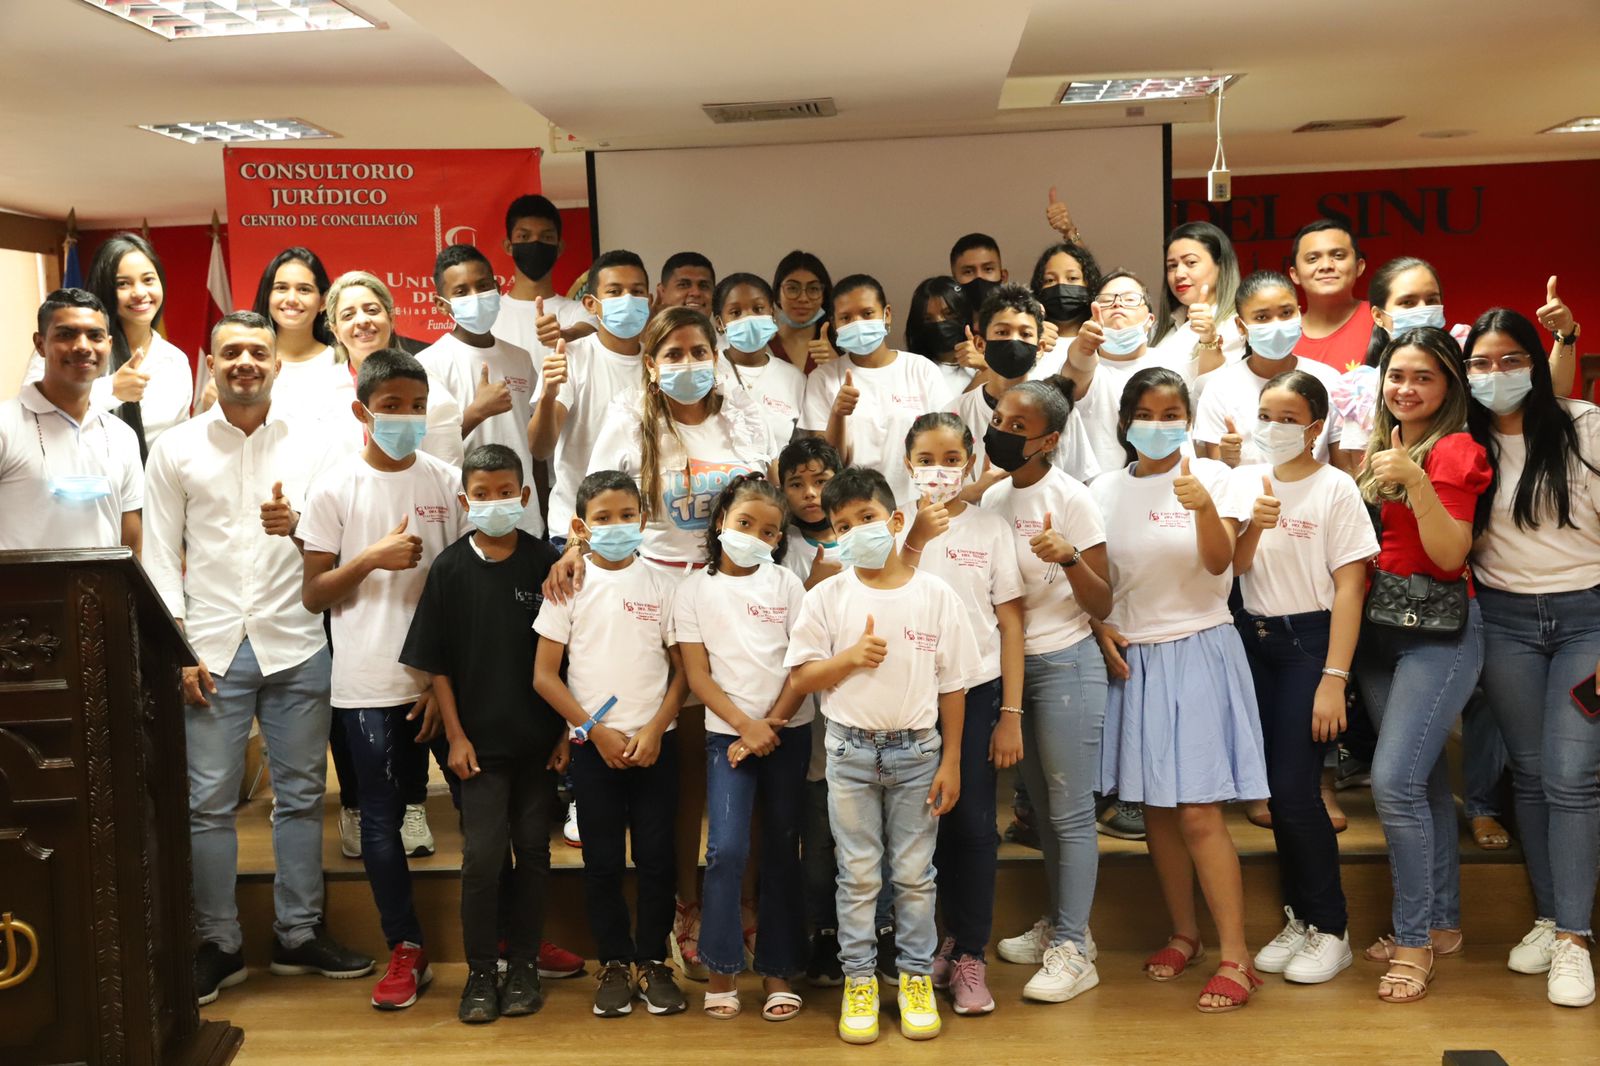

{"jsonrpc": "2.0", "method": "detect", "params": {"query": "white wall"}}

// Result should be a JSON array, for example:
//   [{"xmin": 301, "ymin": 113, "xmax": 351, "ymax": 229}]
[{"xmin": 592, "ymin": 125, "xmax": 1166, "ymax": 345}]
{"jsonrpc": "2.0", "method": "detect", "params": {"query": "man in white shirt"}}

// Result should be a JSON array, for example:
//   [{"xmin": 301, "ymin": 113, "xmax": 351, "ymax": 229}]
[
  {"xmin": 0, "ymin": 289, "xmax": 142, "ymax": 551},
  {"xmin": 495, "ymin": 193, "xmax": 596, "ymax": 354},
  {"xmin": 144, "ymin": 311, "xmax": 373, "ymax": 1006}
]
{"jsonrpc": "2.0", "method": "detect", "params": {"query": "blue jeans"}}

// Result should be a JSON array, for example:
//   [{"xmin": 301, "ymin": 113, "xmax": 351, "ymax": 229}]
[
  {"xmin": 187, "ymin": 640, "xmax": 331, "ymax": 953},
  {"xmin": 804, "ymin": 779, "xmax": 893, "ymax": 934},
  {"xmin": 1357, "ymin": 598, "xmax": 1484, "ymax": 947},
  {"xmin": 826, "ymin": 723, "xmax": 944, "ymax": 977},
  {"xmin": 701, "ymin": 725, "xmax": 811, "ymax": 976},
  {"xmin": 1477, "ymin": 584, "xmax": 1600, "ymax": 937},
  {"xmin": 1461, "ymin": 691, "xmax": 1507, "ymax": 819},
  {"xmin": 934, "ymin": 678, "xmax": 1000, "ymax": 960},
  {"xmin": 1015, "ymin": 637, "xmax": 1107, "ymax": 952}
]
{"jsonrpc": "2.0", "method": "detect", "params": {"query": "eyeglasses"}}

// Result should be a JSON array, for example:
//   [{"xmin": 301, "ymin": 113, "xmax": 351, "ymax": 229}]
[
  {"xmin": 1093, "ymin": 293, "xmax": 1147, "ymax": 309},
  {"xmin": 1465, "ymin": 353, "xmax": 1533, "ymax": 374},
  {"xmin": 780, "ymin": 283, "xmax": 824, "ymax": 299}
]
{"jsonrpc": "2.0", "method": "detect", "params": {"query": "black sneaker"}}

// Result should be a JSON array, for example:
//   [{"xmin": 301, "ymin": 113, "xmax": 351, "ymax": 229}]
[
  {"xmin": 875, "ymin": 925, "xmax": 899, "ymax": 987},
  {"xmin": 195, "ymin": 942, "xmax": 246, "ymax": 1006},
  {"xmin": 270, "ymin": 928, "xmax": 375, "ymax": 979},
  {"xmin": 593, "ymin": 960, "xmax": 634, "ymax": 1017},
  {"xmin": 458, "ymin": 968, "xmax": 500, "ymax": 1024},
  {"xmin": 807, "ymin": 929, "xmax": 844, "ymax": 987},
  {"xmin": 636, "ymin": 960, "xmax": 687, "ymax": 1015},
  {"xmin": 500, "ymin": 960, "xmax": 544, "ymax": 1017},
  {"xmin": 1335, "ymin": 747, "xmax": 1372, "ymax": 790}
]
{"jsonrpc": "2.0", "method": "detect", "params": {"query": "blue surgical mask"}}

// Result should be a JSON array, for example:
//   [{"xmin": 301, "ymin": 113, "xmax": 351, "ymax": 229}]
[
  {"xmin": 724, "ymin": 315, "xmax": 779, "ymax": 353},
  {"xmin": 466, "ymin": 497, "xmax": 524, "ymax": 537},
  {"xmin": 366, "ymin": 410, "xmax": 428, "ymax": 460},
  {"xmin": 49, "ymin": 474, "xmax": 113, "ymax": 502},
  {"xmin": 778, "ymin": 307, "xmax": 824, "ymax": 329},
  {"xmin": 1245, "ymin": 317, "xmax": 1303, "ymax": 361},
  {"xmin": 1389, "ymin": 304, "xmax": 1446, "ymax": 332},
  {"xmin": 448, "ymin": 290, "xmax": 501, "ymax": 334},
  {"xmin": 717, "ymin": 528, "xmax": 773, "ymax": 568},
  {"xmin": 598, "ymin": 294, "xmax": 651, "ymax": 339},
  {"xmin": 835, "ymin": 319, "xmax": 888, "ymax": 357},
  {"xmin": 837, "ymin": 519, "xmax": 896, "ymax": 569},
  {"xmin": 1125, "ymin": 419, "xmax": 1189, "ymax": 460},
  {"xmin": 657, "ymin": 362, "xmax": 716, "ymax": 404},
  {"xmin": 584, "ymin": 521, "xmax": 643, "ymax": 562},
  {"xmin": 1100, "ymin": 322, "xmax": 1148, "ymax": 356},
  {"xmin": 1469, "ymin": 368, "xmax": 1534, "ymax": 415}
]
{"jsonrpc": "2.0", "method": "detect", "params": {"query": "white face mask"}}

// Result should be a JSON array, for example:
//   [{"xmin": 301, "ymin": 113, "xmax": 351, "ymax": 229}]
[
  {"xmin": 909, "ymin": 465, "xmax": 964, "ymax": 505},
  {"xmin": 1255, "ymin": 420, "xmax": 1312, "ymax": 466}
]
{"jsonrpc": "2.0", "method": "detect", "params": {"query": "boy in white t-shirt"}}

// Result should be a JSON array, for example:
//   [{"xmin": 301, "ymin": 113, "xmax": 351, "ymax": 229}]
[
  {"xmin": 297, "ymin": 350, "xmax": 468, "ymax": 1011},
  {"xmin": 784, "ymin": 467, "xmax": 980, "ymax": 1044},
  {"xmin": 532, "ymin": 470, "xmax": 689, "ymax": 1019},
  {"xmin": 494, "ymin": 194, "xmax": 597, "ymax": 353}
]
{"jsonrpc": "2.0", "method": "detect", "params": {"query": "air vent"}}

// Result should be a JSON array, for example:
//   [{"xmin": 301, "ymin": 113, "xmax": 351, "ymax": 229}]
[
  {"xmin": 702, "ymin": 98, "xmax": 838, "ymax": 124},
  {"xmin": 1294, "ymin": 117, "xmax": 1403, "ymax": 133}
]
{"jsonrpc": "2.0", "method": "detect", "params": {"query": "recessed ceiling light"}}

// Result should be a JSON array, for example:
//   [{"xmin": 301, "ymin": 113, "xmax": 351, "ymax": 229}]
[
  {"xmin": 1419, "ymin": 129, "xmax": 1475, "ymax": 139},
  {"xmin": 1540, "ymin": 116, "xmax": 1600, "ymax": 134},
  {"xmin": 79, "ymin": 1, "xmax": 375, "ymax": 40},
  {"xmin": 1057, "ymin": 74, "xmax": 1239, "ymax": 105},
  {"xmin": 139, "ymin": 118, "xmax": 338, "ymax": 143}
]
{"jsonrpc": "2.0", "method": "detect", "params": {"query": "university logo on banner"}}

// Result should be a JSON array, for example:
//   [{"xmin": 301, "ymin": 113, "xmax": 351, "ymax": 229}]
[{"xmin": 224, "ymin": 148, "xmax": 541, "ymax": 340}]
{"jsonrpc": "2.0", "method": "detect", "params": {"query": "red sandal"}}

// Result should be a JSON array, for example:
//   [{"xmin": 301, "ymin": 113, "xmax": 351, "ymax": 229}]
[
  {"xmin": 1196, "ymin": 961, "xmax": 1263, "ymax": 1014},
  {"xmin": 1143, "ymin": 933, "xmax": 1205, "ymax": 982}
]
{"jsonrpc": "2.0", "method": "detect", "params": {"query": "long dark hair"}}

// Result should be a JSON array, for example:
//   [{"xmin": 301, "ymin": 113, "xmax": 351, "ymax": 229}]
[
  {"xmin": 1117, "ymin": 367, "xmax": 1190, "ymax": 464},
  {"xmin": 903, "ymin": 276, "xmax": 970, "ymax": 361},
  {"xmin": 1465, "ymin": 307, "xmax": 1599, "ymax": 531},
  {"xmin": 1029, "ymin": 241, "xmax": 1102, "ymax": 326},
  {"xmin": 252, "ymin": 247, "xmax": 335, "ymax": 346},
  {"xmin": 704, "ymin": 473, "xmax": 790, "ymax": 574},
  {"xmin": 1362, "ymin": 256, "xmax": 1440, "ymax": 367},
  {"xmin": 1152, "ymin": 221, "xmax": 1239, "ymax": 347},
  {"xmin": 86, "ymin": 232, "xmax": 167, "ymax": 371}
]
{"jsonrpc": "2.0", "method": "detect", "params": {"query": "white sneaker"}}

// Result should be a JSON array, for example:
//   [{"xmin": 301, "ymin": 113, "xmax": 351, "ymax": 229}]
[
  {"xmin": 563, "ymin": 801, "xmax": 581, "ymax": 848},
  {"xmin": 1253, "ymin": 906, "xmax": 1307, "ymax": 974},
  {"xmin": 1547, "ymin": 939, "xmax": 1595, "ymax": 1008},
  {"xmin": 998, "ymin": 916, "xmax": 1051, "ymax": 965},
  {"xmin": 1508, "ymin": 918, "xmax": 1558, "ymax": 974},
  {"xmin": 1023, "ymin": 942, "xmax": 1100, "ymax": 1003},
  {"xmin": 400, "ymin": 803, "xmax": 434, "ymax": 857},
  {"xmin": 1084, "ymin": 925, "xmax": 1098, "ymax": 964},
  {"xmin": 1284, "ymin": 927, "xmax": 1353, "ymax": 984},
  {"xmin": 338, "ymin": 807, "xmax": 361, "ymax": 859}
]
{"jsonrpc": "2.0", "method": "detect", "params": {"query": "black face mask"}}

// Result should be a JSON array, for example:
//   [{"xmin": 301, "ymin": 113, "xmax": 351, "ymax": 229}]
[
  {"xmin": 510, "ymin": 240, "xmax": 559, "ymax": 281},
  {"xmin": 983, "ymin": 424, "xmax": 1049, "ymax": 472},
  {"xmin": 984, "ymin": 338, "xmax": 1037, "ymax": 379},
  {"xmin": 912, "ymin": 319, "xmax": 965, "ymax": 357},
  {"xmin": 960, "ymin": 276, "xmax": 1000, "ymax": 315},
  {"xmin": 1037, "ymin": 283, "xmax": 1091, "ymax": 324}
]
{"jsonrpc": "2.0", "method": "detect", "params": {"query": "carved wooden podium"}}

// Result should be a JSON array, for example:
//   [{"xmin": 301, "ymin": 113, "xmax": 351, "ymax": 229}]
[{"xmin": 0, "ymin": 550, "xmax": 242, "ymax": 1066}]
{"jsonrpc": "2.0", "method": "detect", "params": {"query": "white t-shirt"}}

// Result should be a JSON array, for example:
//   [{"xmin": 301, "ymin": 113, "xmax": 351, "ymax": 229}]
[
  {"xmin": 982, "ymin": 466, "xmax": 1107, "ymax": 655},
  {"xmin": 269, "ymin": 346, "xmax": 338, "ymax": 421},
  {"xmin": 903, "ymin": 504, "xmax": 1023, "ymax": 684},
  {"xmin": 0, "ymin": 384, "xmax": 143, "ymax": 550},
  {"xmin": 1076, "ymin": 346, "xmax": 1196, "ymax": 474},
  {"xmin": 949, "ymin": 382, "xmax": 1100, "ymax": 485},
  {"xmin": 536, "ymin": 333, "xmax": 644, "ymax": 536},
  {"xmin": 1474, "ymin": 399, "xmax": 1600, "ymax": 594},
  {"xmin": 1150, "ymin": 316, "xmax": 1247, "ymax": 401},
  {"xmin": 1232, "ymin": 462, "xmax": 1378, "ymax": 617},
  {"xmin": 800, "ymin": 351, "xmax": 945, "ymax": 505},
  {"xmin": 1193, "ymin": 356, "xmax": 1343, "ymax": 464},
  {"xmin": 25, "ymin": 332, "xmax": 193, "ymax": 449},
  {"xmin": 324, "ymin": 362, "xmax": 466, "ymax": 467},
  {"xmin": 417, "ymin": 332, "xmax": 544, "ymax": 536},
  {"xmin": 532, "ymin": 558, "xmax": 677, "ymax": 738},
  {"xmin": 719, "ymin": 352, "xmax": 806, "ymax": 439},
  {"xmin": 673, "ymin": 563, "xmax": 813, "ymax": 733},
  {"xmin": 780, "ymin": 526, "xmax": 842, "ymax": 782},
  {"xmin": 783, "ymin": 568, "xmax": 980, "ymax": 731},
  {"xmin": 495, "ymin": 293, "xmax": 596, "ymax": 356},
  {"xmin": 930, "ymin": 361, "xmax": 976, "ymax": 409},
  {"xmin": 1091, "ymin": 457, "xmax": 1250, "ymax": 644},
  {"xmin": 588, "ymin": 385, "xmax": 776, "ymax": 563},
  {"xmin": 296, "ymin": 451, "xmax": 468, "ymax": 708}
]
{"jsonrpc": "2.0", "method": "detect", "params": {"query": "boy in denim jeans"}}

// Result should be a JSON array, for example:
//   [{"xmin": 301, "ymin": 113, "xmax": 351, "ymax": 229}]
[{"xmin": 784, "ymin": 467, "xmax": 979, "ymax": 1044}]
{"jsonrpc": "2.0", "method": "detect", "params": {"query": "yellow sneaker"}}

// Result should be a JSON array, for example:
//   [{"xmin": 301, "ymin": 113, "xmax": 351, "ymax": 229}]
[
  {"xmin": 898, "ymin": 973, "xmax": 941, "ymax": 1039},
  {"xmin": 838, "ymin": 974, "xmax": 880, "ymax": 1044}
]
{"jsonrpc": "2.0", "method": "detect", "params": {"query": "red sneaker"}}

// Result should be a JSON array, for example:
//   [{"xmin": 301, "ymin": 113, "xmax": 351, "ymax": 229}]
[
  {"xmin": 538, "ymin": 941, "xmax": 586, "ymax": 979},
  {"xmin": 371, "ymin": 942, "xmax": 432, "ymax": 1010}
]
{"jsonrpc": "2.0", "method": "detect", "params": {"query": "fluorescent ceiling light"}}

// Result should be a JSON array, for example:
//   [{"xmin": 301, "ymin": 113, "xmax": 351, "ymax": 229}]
[
  {"xmin": 139, "ymin": 118, "xmax": 337, "ymax": 143},
  {"xmin": 79, "ymin": 1, "xmax": 375, "ymax": 40},
  {"xmin": 1540, "ymin": 116, "xmax": 1600, "ymax": 134},
  {"xmin": 1058, "ymin": 74, "xmax": 1238, "ymax": 104}
]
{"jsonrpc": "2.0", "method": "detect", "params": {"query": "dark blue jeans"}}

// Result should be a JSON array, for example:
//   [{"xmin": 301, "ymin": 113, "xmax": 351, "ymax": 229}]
[
  {"xmin": 1236, "ymin": 610, "xmax": 1348, "ymax": 935},
  {"xmin": 934, "ymin": 677, "xmax": 1000, "ymax": 959},
  {"xmin": 700, "ymin": 724, "xmax": 811, "ymax": 976}
]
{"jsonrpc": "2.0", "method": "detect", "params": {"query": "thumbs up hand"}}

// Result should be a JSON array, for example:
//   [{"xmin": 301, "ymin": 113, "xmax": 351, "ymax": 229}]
[
  {"xmin": 469, "ymin": 362, "xmax": 513, "ymax": 421},
  {"xmin": 955, "ymin": 324, "xmax": 986, "ymax": 372},
  {"xmin": 1071, "ymin": 306, "xmax": 1105, "ymax": 361},
  {"xmin": 847, "ymin": 614, "xmax": 888, "ymax": 671},
  {"xmin": 1370, "ymin": 426, "xmax": 1424, "ymax": 491},
  {"xmin": 907, "ymin": 491, "xmax": 950, "ymax": 552},
  {"xmin": 1045, "ymin": 185, "xmax": 1078, "ymax": 239},
  {"xmin": 831, "ymin": 369, "xmax": 860, "ymax": 418},
  {"xmin": 259, "ymin": 479, "xmax": 298, "ymax": 537},
  {"xmin": 112, "ymin": 345, "xmax": 151, "ymax": 404},
  {"xmin": 1172, "ymin": 456, "xmax": 1213, "ymax": 512},
  {"xmin": 1219, "ymin": 414, "xmax": 1244, "ymax": 467},
  {"xmin": 1188, "ymin": 283, "xmax": 1217, "ymax": 344},
  {"xmin": 1252, "ymin": 474, "xmax": 1281, "ymax": 530},
  {"xmin": 1537, "ymin": 274, "xmax": 1575, "ymax": 336},
  {"xmin": 1028, "ymin": 510, "xmax": 1076, "ymax": 564},
  {"xmin": 534, "ymin": 295, "xmax": 564, "ymax": 348},
  {"xmin": 541, "ymin": 338, "xmax": 568, "ymax": 391},
  {"xmin": 366, "ymin": 514, "xmax": 425, "ymax": 571},
  {"xmin": 808, "ymin": 542, "xmax": 842, "ymax": 585},
  {"xmin": 807, "ymin": 323, "xmax": 838, "ymax": 367}
]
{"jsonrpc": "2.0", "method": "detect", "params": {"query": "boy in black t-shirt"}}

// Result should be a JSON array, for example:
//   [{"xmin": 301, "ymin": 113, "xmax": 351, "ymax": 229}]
[{"xmin": 400, "ymin": 445, "xmax": 565, "ymax": 1024}]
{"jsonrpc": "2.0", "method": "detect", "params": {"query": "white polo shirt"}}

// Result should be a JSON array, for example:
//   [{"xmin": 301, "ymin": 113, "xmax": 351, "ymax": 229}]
[{"xmin": 0, "ymin": 383, "xmax": 142, "ymax": 550}]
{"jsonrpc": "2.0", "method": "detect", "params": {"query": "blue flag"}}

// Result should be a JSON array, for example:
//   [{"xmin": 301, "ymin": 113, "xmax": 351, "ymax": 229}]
[{"xmin": 63, "ymin": 241, "xmax": 82, "ymax": 289}]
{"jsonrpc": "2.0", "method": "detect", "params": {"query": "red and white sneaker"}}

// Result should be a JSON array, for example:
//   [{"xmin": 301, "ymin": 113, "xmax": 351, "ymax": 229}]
[
  {"xmin": 538, "ymin": 941, "xmax": 586, "ymax": 979},
  {"xmin": 371, "ymin": 942, "xmax": 432, "ymax": 1010}
]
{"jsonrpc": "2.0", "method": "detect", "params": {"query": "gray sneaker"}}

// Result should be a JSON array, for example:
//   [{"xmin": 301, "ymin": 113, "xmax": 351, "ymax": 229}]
[
  {"xmin": 593, "ymin": 960, "xmax": 633, "ymax": 1017},
  {"xmin": 636, "ymin": 961, "xmax": 686, "ymax": 1015},
  {"xmin": 1096, "ymin": 800, "xmax": 1146, "ymax": 840}
]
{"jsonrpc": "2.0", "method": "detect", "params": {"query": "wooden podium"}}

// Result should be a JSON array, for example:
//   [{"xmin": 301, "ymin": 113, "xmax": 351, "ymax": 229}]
[{"xmin": 0, "ymin": 550, "xmax": 242, "ymax": 1066}]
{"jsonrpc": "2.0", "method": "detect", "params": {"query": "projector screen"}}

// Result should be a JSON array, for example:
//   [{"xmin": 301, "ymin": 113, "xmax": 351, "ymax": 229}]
[{"xmin": 591, "ymin": 125, "xmax": 1168, "ymax": 346}]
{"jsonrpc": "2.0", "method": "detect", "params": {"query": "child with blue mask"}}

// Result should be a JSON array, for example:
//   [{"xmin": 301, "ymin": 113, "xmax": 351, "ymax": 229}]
[{"xmin": 715, "ymin": 272, "xmax": 806, "ymax": 438}]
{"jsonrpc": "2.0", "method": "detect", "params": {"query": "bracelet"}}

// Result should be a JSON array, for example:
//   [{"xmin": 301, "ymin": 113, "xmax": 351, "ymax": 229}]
[
  {"xmin": 1000, "ymin": 706, "xmax": 1025, "ymax": 716},
  {"xmin": 903, "ymin": 544, "xmax": 923, "ymax": 554},
  {"xmin": 1194, "ymin": 337, "xmax": 1222, "ymax": 351},
  {"xmin": 1322, "ymin": 667, "xmax": 1351, "ymax": 681}
]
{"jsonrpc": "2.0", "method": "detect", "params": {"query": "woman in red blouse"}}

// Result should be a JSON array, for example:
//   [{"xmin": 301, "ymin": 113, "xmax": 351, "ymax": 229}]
[{"xmin": 1353, "ymin": 325, "xmax": 1490, "ymax": 1004}]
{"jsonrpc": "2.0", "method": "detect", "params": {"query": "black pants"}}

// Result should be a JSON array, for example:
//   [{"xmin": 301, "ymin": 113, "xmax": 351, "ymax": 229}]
[
  {"xmin": 1236, "ymin": 609, "xmax": 1349, "ymax": 935},
  {"xmin": 460, "ymin": 761, "xmax": 555, "ymax": 970},
  {"xmin": 570, "ymin": 733, "xmax": 679, "ymax": 964}
]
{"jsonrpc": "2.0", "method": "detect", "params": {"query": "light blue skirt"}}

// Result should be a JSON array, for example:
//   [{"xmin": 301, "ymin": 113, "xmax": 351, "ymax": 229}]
[{"xmin": 1101, "ymin": 623, "xmax": 1269, "ymax": 807}]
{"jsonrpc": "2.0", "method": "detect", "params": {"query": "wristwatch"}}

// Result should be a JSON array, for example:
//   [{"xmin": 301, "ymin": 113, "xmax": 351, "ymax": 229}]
[{"xmin": 572, "ymin": 695, "xmax": 617, "ymax": 744}]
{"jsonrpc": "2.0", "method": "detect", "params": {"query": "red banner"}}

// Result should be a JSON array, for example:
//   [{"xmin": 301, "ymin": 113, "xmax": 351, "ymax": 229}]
[{"xmin": 224, "ymin": 148, "xmax": 541, "ymax": 340}]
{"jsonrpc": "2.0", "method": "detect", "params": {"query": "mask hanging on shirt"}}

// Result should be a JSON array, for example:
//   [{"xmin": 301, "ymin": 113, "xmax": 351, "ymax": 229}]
[
  {"xmin": 717, "ymin": 527, "xmax": 774, "ymax": 568},
  {"xmin": 982, "ymin": 424, "xmax": 1048, "ymax": 472},
  {"xmin": 1389, "ymin": 304, "xmax": 1446, "ymax": 332},
  {"xmin": 1124, "ymin": 419, "xmax": 1189, "ymax": 460},
  {"xmin": 1099, "ymin": 322, "xmax": 1148, "ymax": 357},
  {"xmin": 366, "ymin": 410, "xmax": 428, "ymax": 460},
  {"xmin": 466, "ymin": 497, "xmax": 524, "ymax": 537},
  {"xmin": 584, "ymin": 521, "xmax": 643, "ymax": 562},
  {"xmin": 1254, "ymin": 420, "xmax": 1310, "ymax": 466},
  {"xmin": 983, "ymin": 339, "xmax": 1038, "ymax": 379},
  {"xmin": 598, "ymin": 295, "xmax": 651, "ymax": 339},
  {"xmin": 49, "ymin": 474, "xmax": 113, "ymax": 502},
  {"xmin": 1245, "ymin": 317, "xmax": 1303, "ymax": 361},
  {"xmin": 510, "ymin": 240, "xmax": 559, "ymax": 281},
  {"xmin": 778, "ymin": 307, "xmax": 825, "ymax": 329},
  {"xmin": 657, "ymin": 363, "xmax": 716, "ymax": 404},
  {"xmin": 449, "ymin": 290, "xmax": 501, "ymax": 334},
  {"xmin": 1037, "ymin": 284, "xmax": 1091, "ymax": 323},
  {"xmin": 837, "ymin": 520, "xmax": 896, "ymax": 569},
  {"xmin": 1469, "ymin": 368, "xmax": 1534, "ymax": 415},
  {"xmin": 909, "ymin": 465, "xmax": 965, "ymax": 505},
  {"xmin": 724, "ymin": 315, "xmax": 779, "ymax": 354},
  {"xmin": 835, "ymin": 319, "xmax": 889, "ymax": 357}
]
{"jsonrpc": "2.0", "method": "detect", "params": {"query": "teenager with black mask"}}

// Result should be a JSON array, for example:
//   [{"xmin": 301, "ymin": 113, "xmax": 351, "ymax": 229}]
[
  {"xmin": 496, "ymin": 194, "xmax": 596, "ymax": 354},
  {"xmin": 904, "ymin": 276, "xmax": 978, "ymax": 407},
  {"xmin": 1030, "ymin": 241, "xmax": 1101, "ymax": 378}
]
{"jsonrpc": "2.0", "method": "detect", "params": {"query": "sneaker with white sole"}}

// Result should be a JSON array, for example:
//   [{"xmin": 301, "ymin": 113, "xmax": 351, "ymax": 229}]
[
  {"xmin": 1508, "ymin": 918, "xmax": 1558, "ymax": 975},
  {"xmin": 1084, "ymin": 926, "xmax": 1099, "ymax": 964},
  {"xmin": 897, "ymin": 974, "xmax": 941, "ymax": 1039},
  {"xmin": 1253, "ymin": 906, "xmax": 1307, "ymax": 974},
  {"xmin": 338, "ymin": 807, "xmax": 361, "ymax": 859},
  {"xmin": 947, "ymin": 956, "xmax": 995, "ymax": 1015},
  {"xmin": 838, "ymin": 975, "xmax": 879, "ymax": 1044},
  {"xmin": 997, "ymin": 916, "xmax": 1051, "ymax": 965},
  {"xmin": 1547, "ymin": 938, "xmax": 1595, "ymax": 1008},
  {"xmin": 930, "ymin": 936, "xmax": 956, "ymax": 990},
  {"xmin": 1284, "ymin": 927, "xmax": 1352, "ymax": 984},
  {"xmin": 401, "ymin": 803, "xmax": 435, "ymax": 858},
  {"xmin": 1023, "ymin": 942, "xmax": 1099, "ymax": 1003},
  {"xmin": 562, "ymin": 801, "xmax": 581, "ymax": 848}
]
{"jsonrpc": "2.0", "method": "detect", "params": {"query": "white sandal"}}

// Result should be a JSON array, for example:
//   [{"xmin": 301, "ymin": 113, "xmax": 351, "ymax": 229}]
[
  {"xmin": 762, "ymin": 989, "xmax": 802, "ymax": 1022},
  {"xmin": 703, "ymin": 989, "xmax": 741, "ymax": 1018}
]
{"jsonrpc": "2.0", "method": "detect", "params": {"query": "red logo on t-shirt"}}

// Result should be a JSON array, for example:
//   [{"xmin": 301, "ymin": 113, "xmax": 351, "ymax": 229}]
[
  {"xmin": 1280, "ymin": 516, "xmax": 1318, "ymax": 541},
  {"xmin": 891, "ymin": 393, "xmax": 926, "ymax": 411},
  {"xmin": 1015, "ymin": 519, "xmax": 1044, "ymax": 538},
  {"xmin": 902, "ymin": 627, "xmax": 937, "ymax": 652},
  {"xmin": 413, "ymin": 504, "xmax": 449, "ymax": 524},
  {"xmin": 623, "ymin": 598, "xmax": 661, "ymax": 622},
  {"xmin": 502, "ymin": 375, "xmax": 530, "ymax": 395},
  {"xmin": 746, "ymin": 603, "xmax": 789, "ymax": 624},
  {"xmin": 944, "ymin": 546, "xmax": 990, "ymax": 569},
  {"xmin": 1148, "ymin": 509, "xmax": 1190, "ymax": 529}
]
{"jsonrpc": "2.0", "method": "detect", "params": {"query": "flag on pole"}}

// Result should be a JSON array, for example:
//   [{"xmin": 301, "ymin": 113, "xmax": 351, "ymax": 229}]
[
  {"xmin": 62, "ymin": 207, "xmax": 82, "ymax": 288},
  {"xmin": 196, "ymin": 212, "xmax": 231, "ymax": 412}
]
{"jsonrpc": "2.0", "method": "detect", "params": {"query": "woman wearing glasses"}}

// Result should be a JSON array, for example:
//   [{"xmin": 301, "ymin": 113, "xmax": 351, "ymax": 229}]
[{"xmin": 772, "ymin": 250, "xmax": 838, "ymax": 374}]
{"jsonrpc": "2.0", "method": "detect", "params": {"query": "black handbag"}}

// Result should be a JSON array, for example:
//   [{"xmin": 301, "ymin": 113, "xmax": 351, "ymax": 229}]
[{"xmin": 1364, "ymin": 568, "xmax": 1468, "ymax": 635}]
